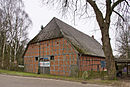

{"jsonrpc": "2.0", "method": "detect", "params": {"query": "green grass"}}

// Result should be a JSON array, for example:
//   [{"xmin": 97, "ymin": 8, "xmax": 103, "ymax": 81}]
[
  {"xmin": 0, "ymin": 69, "xmax": 127, "ymax": 86},
  {"xmin": 0, "ymin": 69, "xmax": 79, "ymax": 81}
]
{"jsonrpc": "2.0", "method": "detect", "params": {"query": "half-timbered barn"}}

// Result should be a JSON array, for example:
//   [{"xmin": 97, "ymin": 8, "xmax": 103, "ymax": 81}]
[{"xmin": 23, "ymin": 17, "xmax": 105, "ymax": 76}]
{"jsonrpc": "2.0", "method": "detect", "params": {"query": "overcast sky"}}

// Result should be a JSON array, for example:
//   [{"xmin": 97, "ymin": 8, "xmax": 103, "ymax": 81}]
[{"xmin": 23, "ymin": 0, "xmax": 117, "ymax": 55}]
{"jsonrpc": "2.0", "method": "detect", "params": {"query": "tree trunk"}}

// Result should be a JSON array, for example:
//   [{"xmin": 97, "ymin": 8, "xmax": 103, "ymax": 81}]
[
  {"xmin": 1, "ymin": 41, "xmax": 5, "ymax": 68},
  {"xmin": 101, "ymin": 23, "xmax": 116, "ymax": 80},
  {"xmin": 14, "ymin": 42, "xmax": 17, "ymax": 64},
  {"xmin": 9, "ymin": 46, "xmax": 12, "ymax": 66}
]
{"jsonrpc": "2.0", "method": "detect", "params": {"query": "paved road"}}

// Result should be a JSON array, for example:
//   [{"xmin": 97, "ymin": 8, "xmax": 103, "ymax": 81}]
[{"xmin": 0, "ymin": 74, "xmax": 112, "ymax": 87}]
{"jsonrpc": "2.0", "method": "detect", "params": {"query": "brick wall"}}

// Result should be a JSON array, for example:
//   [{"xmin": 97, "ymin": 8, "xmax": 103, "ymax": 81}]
[
  {"xmin": 24, "ymin": 43, "xmax": 39, "ymax": 73},
  {"xmin": 24, "ymin": 38, "xmax": 78, "ymax": 76},
  {"xmin": 79, "ymin": 55, "xmax": 105, "ymax": 71}
]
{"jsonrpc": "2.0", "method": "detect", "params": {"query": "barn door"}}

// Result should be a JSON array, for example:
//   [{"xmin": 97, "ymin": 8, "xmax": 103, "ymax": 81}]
[{"xmin": 39, "ymin": 57, "xmax": 50, "ymax": 74}]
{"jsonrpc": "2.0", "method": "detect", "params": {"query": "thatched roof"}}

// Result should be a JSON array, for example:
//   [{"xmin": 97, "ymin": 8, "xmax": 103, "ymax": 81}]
[{"xmin": 29, "ymin": 17, "xmax": 105, "ymax": 57}]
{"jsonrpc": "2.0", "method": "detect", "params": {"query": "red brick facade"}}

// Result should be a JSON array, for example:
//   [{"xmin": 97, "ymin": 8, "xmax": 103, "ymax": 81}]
[
  {"xmin": 24, "ymin": 18, "xmax": 106, "ymax": 76},
  {"xmin": 24, "ymin": 38, "xmax": 78, "ymax": 76},
  {"xmin": 24, "ymin": 37, "xmax": 105, "ymax": 76},
  {"xmin": 79, "ymin": 55, "xmax": 105, "ymax": 71}
]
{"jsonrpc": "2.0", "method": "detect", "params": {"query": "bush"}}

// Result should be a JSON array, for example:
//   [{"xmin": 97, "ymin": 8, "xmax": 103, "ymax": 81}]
[
  {"xmin": 81, "ymin": 71, "xmax": 107, "ymax": 80},
  {"xmin": 9, "ymin": 63, "xmax": 24, "ymax": 72},
  {"xmin": 70, "ymin": 65, "xmax": 79, "ymax": 77},
  {"xmin": 0, "ymin": 63, "xmax": 24, "ymax": 72},
  {"xmin": 82, "ymin": 71, "xmax": 89, "ymax": 79}
]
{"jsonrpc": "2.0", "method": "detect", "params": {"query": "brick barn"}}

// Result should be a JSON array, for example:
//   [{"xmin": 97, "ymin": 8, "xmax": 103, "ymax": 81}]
[{"xmin": 23, "ymin": 17, "xmax": 105, "ymax": 76}]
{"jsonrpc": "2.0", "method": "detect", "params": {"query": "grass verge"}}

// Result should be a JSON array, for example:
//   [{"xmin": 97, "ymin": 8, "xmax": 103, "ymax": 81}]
[
  {"xmin": 0, "ymin": 69, "xmax": 126, "ymax": 86},
  {"xmin": 0, "ymin": 69, "xmax": 79, "ymax": 81}
]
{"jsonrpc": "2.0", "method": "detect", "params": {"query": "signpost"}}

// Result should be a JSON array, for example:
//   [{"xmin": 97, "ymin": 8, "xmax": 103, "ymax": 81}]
[
  {"xmin": 40, "ymin": 61, "xmax": 50, "ymax": 67},
  {"xmin": 100, "ymin": 61, "xmax": 106, "ymax": 68},
  {"xmin": 100, "ymin": 61, "xmax": 106, "ymax": 80}
]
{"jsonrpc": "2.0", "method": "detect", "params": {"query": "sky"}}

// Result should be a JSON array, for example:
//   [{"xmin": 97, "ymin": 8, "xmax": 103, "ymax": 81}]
[{"xmin": 23, "ymin": 0, "xmax": 117, "ymax": 55}]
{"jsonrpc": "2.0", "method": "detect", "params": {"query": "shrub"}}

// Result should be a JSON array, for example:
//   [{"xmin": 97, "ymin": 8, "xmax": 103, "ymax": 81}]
[{"xmin": 81, "ymin": 71, "xmax": 107, "ymax": 80}]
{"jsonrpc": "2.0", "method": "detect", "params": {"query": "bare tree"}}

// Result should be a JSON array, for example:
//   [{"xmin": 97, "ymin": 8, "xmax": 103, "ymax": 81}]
[
  {"xmin": 0, "ymin": 7, "xmax": 8, "ymax": 68},
  {"xmin": 116, "ymin": 16, "xmax": 130, "ymax": 59},
  {"xmin": 0, "ymin": 0, "xmax": 32, "ymax": 69},
  {"xmin": 41, "ymin": 0, "xmax": 129, "ymax": 79}
]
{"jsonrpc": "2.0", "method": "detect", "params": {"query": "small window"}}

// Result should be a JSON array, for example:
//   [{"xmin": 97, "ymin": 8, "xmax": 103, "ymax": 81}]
[
  {"xmin": 50, "ymin": 55, "xmax": 54, "ymax": 60},
  {"xmin": 35, "ymin": 57, "xmax": 38, "ymax": 61}
]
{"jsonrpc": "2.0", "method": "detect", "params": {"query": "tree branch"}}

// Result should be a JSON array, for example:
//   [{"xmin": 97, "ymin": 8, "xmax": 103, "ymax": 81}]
[
  {"xmin": 105, "ymin": 0, "xmax": 112, "ymax": 24},
  {"xmin": 113, "ymin": 10, "xmax": 125, "ymax": 21},
  {"xmin": 106, "ymin": 0, "xmax": 112, "ymax": 12},
  {"xmin": 112, "ymin": 0, "xmax": 125, "ymax": 10},
  {"xmin": 64, "ymin": 0, "xmax": 68, "ymax": 7},
  {"xmin": 124, "ymin": 0, "xmax": 130, "ymax": 7},
  {"xmin": 87, "ymin": 0, "xmax": 104, "ymax": 28},
  {"xmin": 74, "ymin": 0, "xmax": 78, "ymax": 25}
]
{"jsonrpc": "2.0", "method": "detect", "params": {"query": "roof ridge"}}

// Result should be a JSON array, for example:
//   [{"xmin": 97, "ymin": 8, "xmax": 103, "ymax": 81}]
[
  {"xmin": 53, "ymin": 17, "xmax": 104, "ymax": 57},
  {"xmin": 28, "ymin": 17, "xmax": 105, "ymax": 57},
  {"xmin": 53, "ymin": 17, "xmax": 99, "ymax": 42},
  {"xmin": 54, "ymin": 18, "xmax": 87, "ymax": 54},
  {"xmin": 53, "ymin": 17, "xmax": 65, "ymax": 37},
  {"xmin": 53, "ymin": 17, "xmax": 96, "ymax": 53}
]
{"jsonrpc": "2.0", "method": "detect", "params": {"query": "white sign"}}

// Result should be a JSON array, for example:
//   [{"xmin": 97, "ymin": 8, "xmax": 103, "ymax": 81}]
[{"xmin": 40, "ymin": 61, "xmax": 50, "ymax": 67}]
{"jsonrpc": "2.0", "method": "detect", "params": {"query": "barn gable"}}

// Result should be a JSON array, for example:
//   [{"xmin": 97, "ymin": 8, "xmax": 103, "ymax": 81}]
[{"xmin": 29, "ymin": 17, "xmax": 105, "ymax": 57}]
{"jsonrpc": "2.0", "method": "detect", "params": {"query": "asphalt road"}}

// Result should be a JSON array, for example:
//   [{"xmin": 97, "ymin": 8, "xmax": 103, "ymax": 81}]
[{"xmin": 0, "ymin": 74, "xmax": 112, "ymax": 87}]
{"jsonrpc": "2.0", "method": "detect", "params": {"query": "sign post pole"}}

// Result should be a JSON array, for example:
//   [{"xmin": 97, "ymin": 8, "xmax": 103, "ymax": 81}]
[{"xmin": 100, "ymin": 61, "xmax": 106, "ymax": 80}]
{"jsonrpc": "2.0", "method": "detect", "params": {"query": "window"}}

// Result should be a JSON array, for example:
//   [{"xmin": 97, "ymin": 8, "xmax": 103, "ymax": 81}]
[
  {"xmin": 50, "ymin": 55, "xmax": 54, "ymax": 60},
  {"xmin": 35, "ymin": 57, "xmax": 38, "ymax": 61}
]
